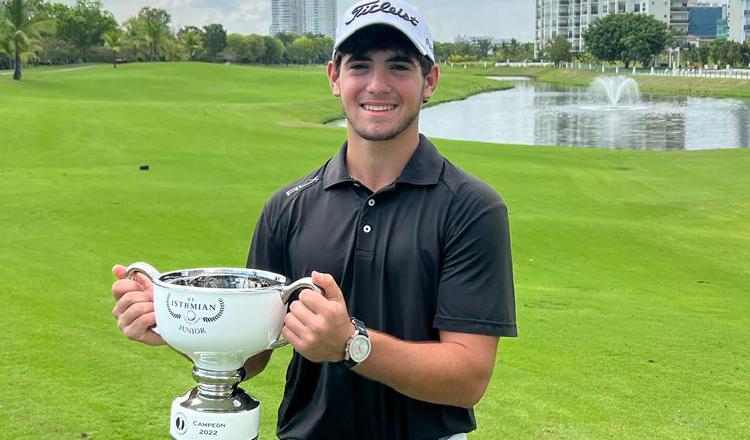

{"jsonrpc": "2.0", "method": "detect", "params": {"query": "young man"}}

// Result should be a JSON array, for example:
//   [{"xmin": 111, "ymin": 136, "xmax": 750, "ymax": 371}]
[{"xmin": 112, "ymin": 1, "xmax": 516, "ymax": 439}]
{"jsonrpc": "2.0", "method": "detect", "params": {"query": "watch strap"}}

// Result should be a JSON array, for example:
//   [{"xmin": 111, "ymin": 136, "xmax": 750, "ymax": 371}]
[{"xmin": 340, "ymin": 317, "xmax": 368, "ymax": 369}]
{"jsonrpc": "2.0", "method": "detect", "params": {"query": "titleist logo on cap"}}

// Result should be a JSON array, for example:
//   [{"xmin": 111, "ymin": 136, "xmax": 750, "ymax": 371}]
[{"xmin": 345, "ymin": 1, "xmax": 420, "ymax": 27}]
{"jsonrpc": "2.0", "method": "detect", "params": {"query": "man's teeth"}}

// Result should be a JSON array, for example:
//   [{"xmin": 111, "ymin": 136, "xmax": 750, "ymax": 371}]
[{"xmin": 363, "ymin": 104, "xmax": 395, "ymax": 111}]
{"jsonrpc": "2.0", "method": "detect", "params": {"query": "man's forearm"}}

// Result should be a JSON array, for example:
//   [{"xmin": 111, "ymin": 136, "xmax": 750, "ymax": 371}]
[{"xmin": 351, "ymin": 330, "xmax": 499, "ymax": 408}]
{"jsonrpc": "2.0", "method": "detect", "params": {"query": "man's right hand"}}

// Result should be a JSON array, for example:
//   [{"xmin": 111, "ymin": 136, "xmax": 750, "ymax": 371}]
[{"xmin": 111, "ymin": 264, "xmax": 164, "ymax": 346}]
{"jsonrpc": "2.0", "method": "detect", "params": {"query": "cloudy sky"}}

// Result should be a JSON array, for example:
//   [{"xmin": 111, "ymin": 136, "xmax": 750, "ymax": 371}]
[{"xmin": 57, "ymin": 0, "xmax": 535, "ymax": 42}]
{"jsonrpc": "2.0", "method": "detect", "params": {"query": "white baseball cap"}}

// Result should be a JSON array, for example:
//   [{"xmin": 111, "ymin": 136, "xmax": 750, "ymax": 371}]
[{"xmin": 333, "ymin": 0, "xmax": 435, "ymax": 62}]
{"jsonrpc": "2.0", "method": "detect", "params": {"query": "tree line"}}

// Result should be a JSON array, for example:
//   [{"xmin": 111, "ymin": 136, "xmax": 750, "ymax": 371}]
[
  {"xmin": 434, "ymin": 39, "xmax": 534, "ymax": 64},
  {"xmin": 542, "ymin": 12, "xmax": 750, "ymax": 69},
  {"xmin": 0, "ymin": 0, "xmax": 542, "ymax": 81},
  {"xmin": 680, "ymin": 39, "xmax": 750, "ymax": 69},
  {"xmin": 0, "ymin": 0, "xmax": 336, "ymax": 80}
]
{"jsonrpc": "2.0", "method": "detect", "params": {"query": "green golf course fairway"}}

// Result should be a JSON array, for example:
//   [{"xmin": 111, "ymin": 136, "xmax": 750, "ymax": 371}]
[{"xmin": 1, "ymin": 62, "xmax": 748, "ymax": 439}]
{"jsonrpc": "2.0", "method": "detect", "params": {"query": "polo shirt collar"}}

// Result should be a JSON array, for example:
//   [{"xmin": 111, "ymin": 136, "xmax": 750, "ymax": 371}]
[
  {"xmin": 323, "ymin": 134, "xmax": 443, "ymax": 190},
  {"xmin": 323, "ymin": 140, "xmax": 353, "ymax": 189},
  {"xmin": 396, "ymin": 135, "xmax": 444, "ymax": 186}
]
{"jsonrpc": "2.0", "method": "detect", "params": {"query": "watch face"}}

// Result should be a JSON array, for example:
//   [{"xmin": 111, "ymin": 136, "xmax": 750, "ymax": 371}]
[{"xmin": 349, "ymin": 335, "xmax": 371, "ymax": 363}]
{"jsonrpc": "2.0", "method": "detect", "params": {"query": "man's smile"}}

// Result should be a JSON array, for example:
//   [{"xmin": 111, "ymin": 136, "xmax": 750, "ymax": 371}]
[{"xmin": 361, "ymin": 103, "xmax": 398, "ymax": 112}]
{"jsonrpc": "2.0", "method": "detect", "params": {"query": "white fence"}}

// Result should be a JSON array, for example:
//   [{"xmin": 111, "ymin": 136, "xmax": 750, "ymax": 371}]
[
  {"xmin": 446, "ymin": 61, "xmax": 554, "ymax": 69},
  {"xmin": 561, "ymin": 62, "xmax": 750, "ymax": 80}
]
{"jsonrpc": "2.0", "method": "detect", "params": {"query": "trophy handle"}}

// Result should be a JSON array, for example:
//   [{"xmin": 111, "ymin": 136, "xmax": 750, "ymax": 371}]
[
  {"xmin": 269, "ymin": 277, "xmax": 322, "ymax": 350},
  {"xmin": 125, "ymin": 262, "xmax": 162, "ymax": 334},
  {"xmin": 279, "ymin": 277, "xmax": 322, "ymax": 305},
  {"xmin": 125, "ymin": 262, "xmax": 161, "ymax": 282}
]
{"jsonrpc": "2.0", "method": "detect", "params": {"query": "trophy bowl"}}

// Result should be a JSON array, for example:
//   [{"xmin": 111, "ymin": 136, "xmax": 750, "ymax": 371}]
[{"xmin": 126, "ymin": 262, "xmax": 319, "ymax": 440}]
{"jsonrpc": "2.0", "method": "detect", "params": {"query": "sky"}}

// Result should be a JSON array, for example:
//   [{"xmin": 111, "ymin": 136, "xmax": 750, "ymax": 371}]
[{"xmin": 56, "ymin": 0, "xmax": 536, "ymax": 42}]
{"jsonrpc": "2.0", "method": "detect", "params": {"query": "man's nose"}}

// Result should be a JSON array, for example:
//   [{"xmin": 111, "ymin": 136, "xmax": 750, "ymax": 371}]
[{"xmin": 366, "ymin": 66, "xmax": 392, "ymax": 94}]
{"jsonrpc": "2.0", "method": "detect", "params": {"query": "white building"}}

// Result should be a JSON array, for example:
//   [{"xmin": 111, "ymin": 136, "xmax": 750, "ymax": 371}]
[
  {"xmin": 728, "ymin": 0, "xmax": 750, "ymax": 41},
  {"xmin": 270, "ymin": 0, "xmax": 336, "ymax": 38},
  {"xmin": 670, "ymin": 0, "xmax": 694, "ymax": 35},
  {"xmin": 271, "ymin": 0, "xmax": 302, "ymax": 35},
  {"xmin": 535, "ymin": 0, "xmax": 698, "ymax": 57},
  {"xmin": 455, "ymin": 36, "xmax": 511, "ymax": 45},
  {"xmin": 303, "ymin": 0, "xmax": 336, "ymax": 37}
]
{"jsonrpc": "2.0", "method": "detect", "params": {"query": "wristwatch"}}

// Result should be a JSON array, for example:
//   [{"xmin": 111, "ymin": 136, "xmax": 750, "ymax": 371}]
[{"xmin": 340, "ymin": 317, "xmax": 371, "ymax": 368}]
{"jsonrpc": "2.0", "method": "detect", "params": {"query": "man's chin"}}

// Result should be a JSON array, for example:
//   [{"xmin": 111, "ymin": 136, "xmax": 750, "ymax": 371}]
[
  {"xmin": 346, "ymin": 119, "xmax": 418, "ymax": 142},
  {"xmin": 356, "ymin": 129, "xmax": 402, "ymax": 142}
]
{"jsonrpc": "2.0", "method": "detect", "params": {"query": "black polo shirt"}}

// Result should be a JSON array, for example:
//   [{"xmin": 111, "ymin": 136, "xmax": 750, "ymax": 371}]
[{"xmin": 247, "ymin": 134, "xmax": 516, "ymax": 440}]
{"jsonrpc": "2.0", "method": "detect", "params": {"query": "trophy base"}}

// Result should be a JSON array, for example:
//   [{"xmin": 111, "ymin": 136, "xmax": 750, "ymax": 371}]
[{"xmin": 169, "ymin": 391, "xmax": 260, "ymax": 440}]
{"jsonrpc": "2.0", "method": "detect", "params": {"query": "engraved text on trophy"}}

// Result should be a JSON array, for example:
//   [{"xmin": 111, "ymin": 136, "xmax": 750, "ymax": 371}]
[{"xmin": 166, "ymin": 293, "xmax": 225, "ymax": 334}]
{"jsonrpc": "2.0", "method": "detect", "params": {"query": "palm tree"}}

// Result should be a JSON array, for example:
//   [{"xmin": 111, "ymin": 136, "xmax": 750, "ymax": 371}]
[
  {"xmin": 143, "ymin": 20, "xmax": 165, "ymax": 61},
  {"xmin": 102, "ymin": 29, "xmax": 120, "ymax": 68},
  {"xmin": 122, "ymin": 18, "xmax": 145, "ymax": 61},
  {"xmin": 180, "ymin": 29, "xmax": 201, "ymax": 61},
  {"xmin": 0, "ymin": 0, "xmax": 52, "ymax": 80},
  {"xmin": 0, "ymin": 33, "xmax": 11, "ymax": 63},
  {"xmin": 508, "ymin": 38, "xmax": 521, "ymax": 62}
]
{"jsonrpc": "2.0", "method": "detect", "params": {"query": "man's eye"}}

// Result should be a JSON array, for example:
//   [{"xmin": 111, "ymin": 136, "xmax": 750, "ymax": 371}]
[
  {"xmin": 391, "ymin": 64, "xmax": 411, "ymax": 71},
  {"xmin": 350, "ymin": 64, "xmax": 368, "ymax": 70}
]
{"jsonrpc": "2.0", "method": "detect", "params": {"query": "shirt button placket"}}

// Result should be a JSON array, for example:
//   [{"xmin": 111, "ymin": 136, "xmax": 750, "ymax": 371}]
[
  {"xmin": 362, "ymin": 198, "xmax": 374, "ymax": 236},
  {"xmin": 356, "ymin": 195, "xmax": 376, "ymax": 257}
]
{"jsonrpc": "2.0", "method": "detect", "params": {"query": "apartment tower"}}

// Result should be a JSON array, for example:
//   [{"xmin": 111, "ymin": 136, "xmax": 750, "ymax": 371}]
[
  {"xmin": 728, "ymin": 0, "xmax": 750, "ymax": 41},
  {"xmin": 536, "ymin": 0, "xmax": 698, "ymax": 57},
  {"xmin": 303, "ymin": 0, "xmax": 336, "ymax": 37},
  {"xmin": 270, "ymin": 0, "xmax": 336, "ymax": 37},
  {"xmin": 271, "ymin": 0, "xmax": 302, "ymax": 35}
]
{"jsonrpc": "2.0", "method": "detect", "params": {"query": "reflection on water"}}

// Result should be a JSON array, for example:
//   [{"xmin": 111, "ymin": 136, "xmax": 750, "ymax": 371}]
[
  {"xmin": 424, "ymin": 79, "xmax": 750, "ymax": 150},
  {"xmin": 330, "ymin": 78, "xmax": 750, "ymax": 150}
]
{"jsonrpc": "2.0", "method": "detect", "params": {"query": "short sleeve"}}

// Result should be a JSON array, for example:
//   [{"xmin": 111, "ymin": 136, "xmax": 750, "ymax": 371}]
[{"xmin": 433, "ymin": 186, "xmax": 517, "ymax": 337}]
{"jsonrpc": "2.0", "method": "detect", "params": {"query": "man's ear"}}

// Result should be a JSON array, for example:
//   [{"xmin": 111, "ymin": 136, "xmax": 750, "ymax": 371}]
[
  {"xmin": 422, "ymin": 64, "xmax": 440, "ymax": 103},
  {"xmin": 327, "ymin": 61, "xmax": 341, "ymax": 97}
]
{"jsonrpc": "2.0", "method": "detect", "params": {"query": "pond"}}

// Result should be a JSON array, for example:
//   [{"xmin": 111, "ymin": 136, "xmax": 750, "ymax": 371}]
[{"xmin": 329, "ymin": 77, "xmax": 750, "ymax": 150}]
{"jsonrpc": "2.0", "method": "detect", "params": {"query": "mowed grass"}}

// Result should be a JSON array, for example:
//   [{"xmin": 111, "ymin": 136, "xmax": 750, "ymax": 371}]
[{"xmin": 0, "ymin": 63, "xmax": 748, "ymax": 439}]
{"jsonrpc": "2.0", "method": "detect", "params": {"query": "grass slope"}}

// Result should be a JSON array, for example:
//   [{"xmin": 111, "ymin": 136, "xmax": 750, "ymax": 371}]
[{"xmin": 1, "ymin": 63, "xmax": 748, "ymax": 440}]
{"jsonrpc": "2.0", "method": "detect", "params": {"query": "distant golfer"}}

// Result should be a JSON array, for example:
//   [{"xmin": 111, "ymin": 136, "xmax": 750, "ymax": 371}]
[{"xmin": 111, "ymin": 1, "xmax": 516, "ymax": 439}]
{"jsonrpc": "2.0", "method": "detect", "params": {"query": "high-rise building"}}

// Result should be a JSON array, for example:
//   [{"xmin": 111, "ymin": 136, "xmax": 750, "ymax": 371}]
[
  {"xmin": 271, "ymin": 0, "xmax": 302, "ymax": 35},
  {"xmin": 270, "ymin": 0, "xmax": 336, "ymax": 37},
  {"xmin": 671, "ymin": 0, "xmax": 695, "ymax": 35},
  {"xmin": 689, "ymin": 6, "xmax": 727, "ymax": 39},
  {"xmin": 728, "ymin": 0, "xmax": 750, "ymax": 41},
  {"xmin": 303, "ymin": 0, "xmax": 336, "ymax": 37},
  {"xmin": 535, "ymin": 0, "xmax": 699, "ymax": 57}
]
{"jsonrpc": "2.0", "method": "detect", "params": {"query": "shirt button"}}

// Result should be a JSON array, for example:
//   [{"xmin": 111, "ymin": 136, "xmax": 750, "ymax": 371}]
[
  {"xmin": 363, "ymin": 225, "xmax": 372, "ymax": 233},
  {"xmin": 368, "ymin": 199, "xmax": 375, "ymax": 207}
]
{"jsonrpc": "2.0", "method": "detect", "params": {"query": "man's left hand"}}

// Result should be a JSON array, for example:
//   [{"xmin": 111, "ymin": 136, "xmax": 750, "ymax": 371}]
[{"xmin": 283, "ymin": 271, "xmax": 354, "ymax": 363}]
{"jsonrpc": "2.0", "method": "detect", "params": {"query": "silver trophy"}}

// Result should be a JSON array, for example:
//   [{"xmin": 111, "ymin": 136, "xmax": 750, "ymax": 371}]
[{"xmin": 126, "ymin": 262, "xmax": 319, "ymax": 440}]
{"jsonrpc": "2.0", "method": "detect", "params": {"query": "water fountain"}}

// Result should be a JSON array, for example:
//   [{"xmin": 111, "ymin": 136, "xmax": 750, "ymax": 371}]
[{"xmin": 590, "ymin": 76, "xmax": 641, "ymax": 106}]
